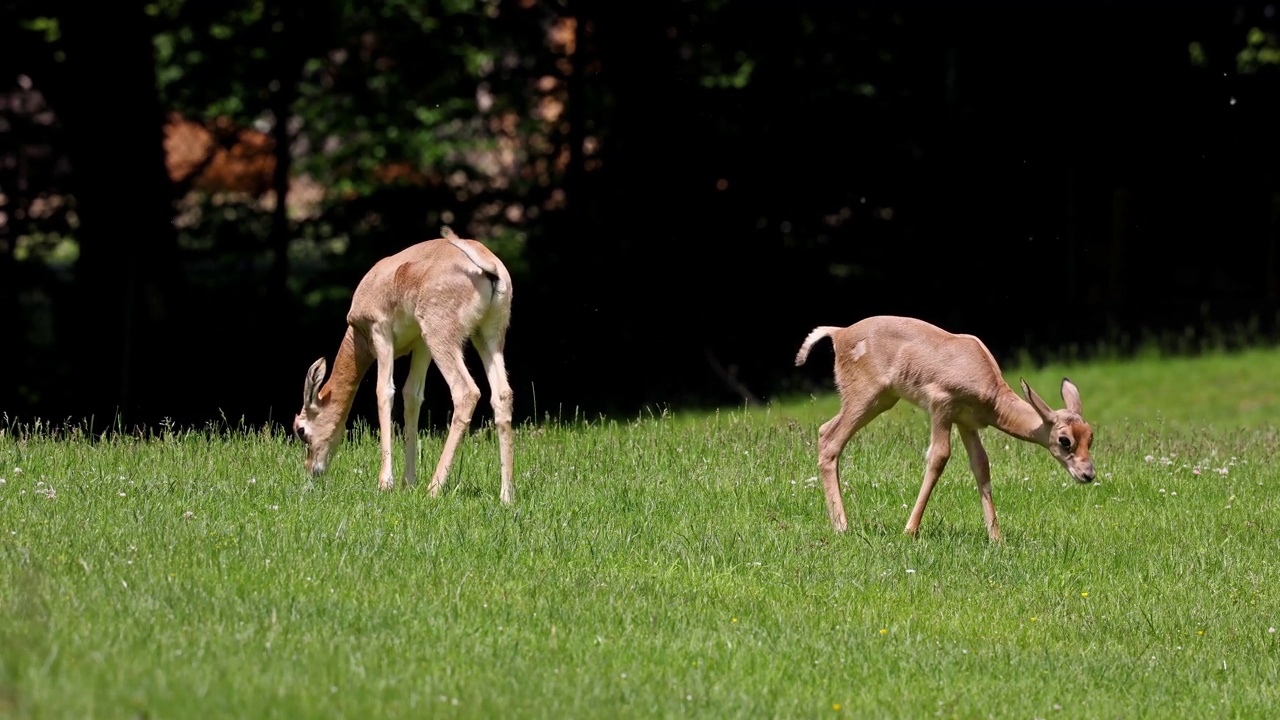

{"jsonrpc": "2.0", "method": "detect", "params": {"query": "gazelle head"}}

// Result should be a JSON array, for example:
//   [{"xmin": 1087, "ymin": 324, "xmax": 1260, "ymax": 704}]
[
  {"xmin": 1020, "ymin": 377, "xmax": 1096, "ymax": 483},
  {"xmin": 293, "ymin": 357, "xmax": 341, "ymax": 475}
]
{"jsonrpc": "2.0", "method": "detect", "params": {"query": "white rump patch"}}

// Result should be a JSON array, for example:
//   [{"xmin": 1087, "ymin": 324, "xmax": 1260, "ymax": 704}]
[{"xmin": 851, "ymin": 340, "xmax": 868, "ymax": 361}]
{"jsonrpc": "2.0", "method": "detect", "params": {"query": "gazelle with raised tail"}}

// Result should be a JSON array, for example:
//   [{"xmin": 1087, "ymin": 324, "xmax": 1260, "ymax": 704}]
[
  {"xmin": 794, "ymin": 316, "xmax": 1095, "ymax": 542},
  {"xmin": 293, "ymin": 227, "xmax": 515, "ymax": 502}
]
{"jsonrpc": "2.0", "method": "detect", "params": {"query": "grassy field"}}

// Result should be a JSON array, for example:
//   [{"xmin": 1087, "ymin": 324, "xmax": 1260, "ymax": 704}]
[{"xmin": 2, "ymin": 347, "xmax": 1279, "ymax": 719}]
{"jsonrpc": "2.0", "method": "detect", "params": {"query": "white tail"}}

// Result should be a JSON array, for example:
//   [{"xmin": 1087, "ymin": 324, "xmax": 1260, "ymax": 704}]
[
  {"xmin": 293, "ymin": 229, "xmax": 516, "ymax": 503},
  {"xmin": 442, "ymin": 226, "xmax": 508, "ymax": 296},
  {"xmin": 797, "ymin": 315, "xmax": 1095, "ymax": 542},
  {"xmin": 795, "ymin": 326, "xmax": 842, "ymax": 366}
]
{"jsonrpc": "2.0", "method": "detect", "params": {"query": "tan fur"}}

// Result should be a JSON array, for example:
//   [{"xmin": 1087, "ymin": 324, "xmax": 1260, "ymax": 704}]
[
  {"xmin": 795, "ymin": 315, "xmax": 1095, "ymax": 542},
  {"xmin": 293, "ymin": 229, "xmax": 516, "ymax": 503}
]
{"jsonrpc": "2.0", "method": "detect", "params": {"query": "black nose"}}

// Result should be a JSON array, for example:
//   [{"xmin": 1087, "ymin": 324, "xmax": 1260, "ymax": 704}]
[{"xmin": 1082, "ymin": 472, "xmax": 1095, "ymax": 482}]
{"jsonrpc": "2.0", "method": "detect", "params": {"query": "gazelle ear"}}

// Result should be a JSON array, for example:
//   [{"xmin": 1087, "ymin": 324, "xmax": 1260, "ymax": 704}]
[
  {"xmin": 1061, "ymin": 377, "xmax": 1083, "ymax": 416},
  {"xmin": 1020, "ymin": 378, "xmax": 1055, "ymax": 422},
  {"xmin": 303, "ymin": 357, "xmax": 327, "ymax": 409}
]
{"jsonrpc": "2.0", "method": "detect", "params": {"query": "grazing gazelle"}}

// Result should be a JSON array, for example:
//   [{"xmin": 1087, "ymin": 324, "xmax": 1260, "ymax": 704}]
[
  {"xmin": 293, "ymin": 227, "xmax": 515, "ymax": 502},
  {"xmin": 794, "ymin": 315, "xmax": 1095, "ymax": 542}
]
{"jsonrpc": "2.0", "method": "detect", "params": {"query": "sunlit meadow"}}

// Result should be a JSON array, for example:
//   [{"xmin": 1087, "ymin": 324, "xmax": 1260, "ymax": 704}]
[{"xmin": 2, "ymin": 347, "xmax": 1279, "ymax": 718}]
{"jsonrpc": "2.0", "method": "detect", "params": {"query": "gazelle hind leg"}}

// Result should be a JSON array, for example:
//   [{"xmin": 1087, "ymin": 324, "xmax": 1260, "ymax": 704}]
[
  {"xmin": 423, "ymin": 338, "xmax": 481, "ymax": 498},
  {"xmin": 818, "ymin": 386, "xmax": 897, "ymax": 532},
  {"xmin": 472, "ymin": 328, "xmax": 515, "ymax": 504}
]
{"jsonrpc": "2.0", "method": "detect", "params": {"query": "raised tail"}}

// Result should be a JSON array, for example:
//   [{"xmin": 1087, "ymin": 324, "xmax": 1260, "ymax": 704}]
[
  {"xmin": 444, "ymin": 227, "xmax": 509, "ymax": 296},
  {"xmin": 795, "ymin": 326, "xmax": 842, "ymax": 366}
]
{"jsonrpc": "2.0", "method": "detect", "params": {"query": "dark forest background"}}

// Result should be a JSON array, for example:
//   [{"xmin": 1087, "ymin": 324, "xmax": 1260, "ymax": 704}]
[{"xmin": 2, "ymin": 0, "xmax": 1279, "ymax": 432}]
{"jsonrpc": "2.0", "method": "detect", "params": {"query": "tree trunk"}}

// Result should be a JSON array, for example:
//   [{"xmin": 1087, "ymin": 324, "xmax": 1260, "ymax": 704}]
[
  {"xmin": 55, "ymin": 1, "xmax": 183, "ymax": 429},
  {"xmin": 1109, "ymin": 187, "xmax": 1131, "ymax": 323},
  {"xmin": 266, "ymin": 86, "xmax": 294, "ymax": 306},
  {"xmin": 266, "ymin": 0, "xmax": 303, "ymax": 306}
]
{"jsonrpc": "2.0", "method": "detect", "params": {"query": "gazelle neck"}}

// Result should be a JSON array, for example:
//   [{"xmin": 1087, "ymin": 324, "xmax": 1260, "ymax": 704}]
[
  {"xmin": 318, "ymin": 326, "xmax": 374, "ymax": 433},
  {"xmin": 992, "ymin": 386, "xmax": 1050, "ymax": 447}
]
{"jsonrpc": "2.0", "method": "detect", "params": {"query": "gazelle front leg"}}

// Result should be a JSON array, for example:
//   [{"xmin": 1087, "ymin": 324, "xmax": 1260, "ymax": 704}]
[
  {"xmin": 958, "ymin": 427, "xmax": 1000, "ymax": 543},
  {"xmin": 371, "ymin": 330, "xmax": 397, "ymax": 491},
  {"xmin": 400, "ymin": 346, "xmax": 432, "ymax": 488},
  {"xmin": 904, "ymin": 419, "xmax": 952, "ymax": 537}
]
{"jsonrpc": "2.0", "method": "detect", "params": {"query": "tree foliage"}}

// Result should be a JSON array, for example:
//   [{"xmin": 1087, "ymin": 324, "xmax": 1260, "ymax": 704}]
[{"xmin": 2, "ymin": 0, "xmax": 1279, "ymax": 428}]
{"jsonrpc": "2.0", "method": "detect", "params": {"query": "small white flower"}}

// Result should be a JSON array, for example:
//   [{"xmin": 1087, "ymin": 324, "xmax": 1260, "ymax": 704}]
[
  {"xmin": 119, "ymin": 492, "xmax": 126, "ymax": 497},
  {"xmin": 1270, "ymin": 627, "xmax": 1276, "ymax": 634},
  {"xmin": 1144, "ymin": 455, "xmax": 1155, "ymax": 463},
  {"xmin": 182, "ymin": 511, "xmax": 194, "ymax": 519},
  {"xmin": 906, "ymin": 569, "xmax": 916, "ymax": 574},
  {"xmin": 271, "ymin": 505, "xmax": 279, "ymax": 511}
]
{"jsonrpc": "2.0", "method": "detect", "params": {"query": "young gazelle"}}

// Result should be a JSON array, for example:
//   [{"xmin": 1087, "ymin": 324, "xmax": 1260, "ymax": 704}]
[
  {"xmin": 794, "ymin": 315, "xmax": 1095, "ymax": 542},
  {"xmin": 293, "ymin": 227, "xmax": 515, "ymax": 502}
]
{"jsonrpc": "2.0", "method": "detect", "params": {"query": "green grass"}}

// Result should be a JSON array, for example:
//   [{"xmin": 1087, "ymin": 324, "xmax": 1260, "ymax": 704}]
[{"xmin": 2, "ymin": 347, "xmax": 1279, "ymax": 719}]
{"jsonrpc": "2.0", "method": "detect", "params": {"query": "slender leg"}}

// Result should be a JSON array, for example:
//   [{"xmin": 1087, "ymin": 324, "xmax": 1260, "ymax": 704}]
[
  {"xmin": 904, "ymin": 419, "xmax": 953, "ymax": 537},
  {"xmin": 817, "ymin": 390, "xmax": 896, "ymax": 532},
  {"xmin": 400, "ymin": 345, "xmax": 432, "ymax": 488},
  {"xmin": 423, "ymin": 338, "xmax": 481, "ymax": 498},
  {"xmin": 473, "ymin": 330, "xmax": 515, "ymax": 504},
  {"xmin": 958, "ymin": 427, "xmax": 1000, "ymax": 543},
  {"xmin": 371, "ymin": 330, "xmax": 397, "ymax": 491}
]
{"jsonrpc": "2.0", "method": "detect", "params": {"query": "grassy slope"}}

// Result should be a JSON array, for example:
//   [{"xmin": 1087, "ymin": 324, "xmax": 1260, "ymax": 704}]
[{"xmin": 1, "ymin": 348, "xmax": 1278, "ymax": 719}]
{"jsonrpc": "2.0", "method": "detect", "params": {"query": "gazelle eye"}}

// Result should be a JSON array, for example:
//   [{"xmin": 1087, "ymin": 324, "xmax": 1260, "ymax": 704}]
[{"xmin": 1058, "ymin": 436, "xmax": 1071, "ymax": 449}]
